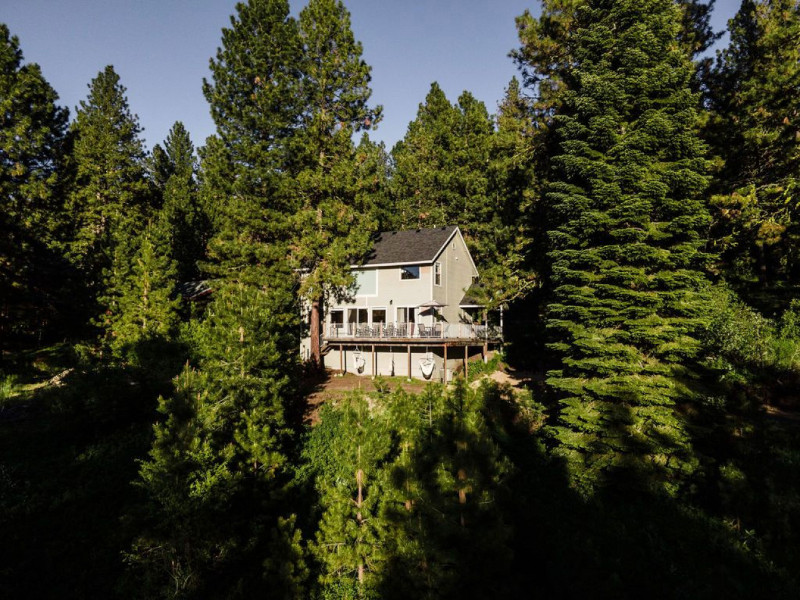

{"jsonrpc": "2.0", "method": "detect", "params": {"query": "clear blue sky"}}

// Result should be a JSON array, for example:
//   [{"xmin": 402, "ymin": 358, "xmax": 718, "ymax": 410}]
[{"xmin": 3, "ymin": 0, "xmax": 740, "ymax": 151}]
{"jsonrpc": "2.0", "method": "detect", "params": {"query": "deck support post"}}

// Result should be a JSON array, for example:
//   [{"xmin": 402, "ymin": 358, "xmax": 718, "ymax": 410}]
[
  {"xmin": 464, "ymin": 345, "xmax": 468, "ymax": 380},
  {"xmin": 407, "ymin": 345, "xmax": 411, "ymax": 379},
  {"xmin": 340, "ymin": 345, "xmax": 343, "ymax": 373},
  {"xmin": 371, "ymin": 345, "xmax": 375, "ymax": 376},
  {"xmin": 444, "ymin": 344, "xmax": 448, "ymax": 384}
]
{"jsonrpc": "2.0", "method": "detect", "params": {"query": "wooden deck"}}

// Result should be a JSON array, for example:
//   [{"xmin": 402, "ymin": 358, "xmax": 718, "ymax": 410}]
[{"xmin": 325, "ymin": 322, "xmax": 502, "ymax": 345}]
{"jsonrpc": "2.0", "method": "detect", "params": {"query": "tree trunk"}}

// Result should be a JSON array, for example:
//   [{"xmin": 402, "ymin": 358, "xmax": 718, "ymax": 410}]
[
  {"xmin": 310, "ymin": 297, "xmax": 323, "ymax": 368},
  {"xmin": 356, "ymin": 466, "xmax": 365, "ymax": 584}
]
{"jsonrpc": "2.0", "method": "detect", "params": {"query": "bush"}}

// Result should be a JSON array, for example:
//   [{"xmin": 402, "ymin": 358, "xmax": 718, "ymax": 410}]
[
  {"xmin": 705, "ymin": 285, "xmax": 800, "ymax": 373},
  {"xmin": 0, "ymin": 374, "xmax": 19, "ymax": 402}
]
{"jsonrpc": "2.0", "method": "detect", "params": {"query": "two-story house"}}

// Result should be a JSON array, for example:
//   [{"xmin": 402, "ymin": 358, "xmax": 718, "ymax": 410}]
[{"xmin": 300, "ymin": 226, "xmax": 502, "ymax": 382}]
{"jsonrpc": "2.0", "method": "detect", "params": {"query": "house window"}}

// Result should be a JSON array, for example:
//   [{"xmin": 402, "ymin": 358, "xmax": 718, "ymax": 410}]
[
  {"xmin": 397, "ymin": 307, "xmax": 416, "ymax": 324},
  {"xmin": 401, "ymin": 265, "xmax": 420, "ymax": 280},
  {"xmin": 348, "ymin": 308, "xmax": 368, "ymax": 325},
  {"xmin": 371, "ymin": 308, "xmax": 386, "ymax": 324},
  {"xmin": 354, "ymin": 269, "xmax": 377, "ymax": 295},
  {"xmin": 329, "ymin": 309, "xmax": 344, "ymax": 336},
  {"xmin": 434, "ymin": 262, "xmax": 441, "ymax": 286}
]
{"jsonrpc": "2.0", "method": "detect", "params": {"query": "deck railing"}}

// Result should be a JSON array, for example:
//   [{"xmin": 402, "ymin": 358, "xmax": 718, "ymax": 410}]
[{"xmin": 326, "ymin": 322, "xmax": 502, "ymax": 341}]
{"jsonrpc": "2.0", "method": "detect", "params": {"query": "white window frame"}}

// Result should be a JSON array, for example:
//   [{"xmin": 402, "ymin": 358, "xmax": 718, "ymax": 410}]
[
  {"xmin": 354, "ymin": 268, "xmax": 378, "ymax": 297},
  {"xmin": 370, "ymin": 307, "xmax": 387, "ymax": 325},
  {"xmin": 396, "ymin": 306, "xmax": 417, "ymax": 324},
  {"xmin": 434, "ymin": 262, "xmax": 442, "ymax": 286},
  {"xmin": 400, "ymin": 265, "xmax": 420, "ymax": 281}
]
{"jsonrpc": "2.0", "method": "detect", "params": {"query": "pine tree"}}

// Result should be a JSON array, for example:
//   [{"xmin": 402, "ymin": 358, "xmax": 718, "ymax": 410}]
[
  {"xmin": 539, "ymin": 0, "xmax": 712, "ymax": 495},
  {"xmin": 291, "ymin": 0, "xmax": 382, "ymax": 366},
  {"xmin": 706, "ymin": 0, "xmax": 800, "ymax": 300},
  {"xmin": 308, "ymin": 395, "xmax": 392, "ymax": 597},
  {"xmin": 152, "ymin": 122, "xmax": 207, "ymax": 282},
  {"xmin": 200, "ymin": 0, "xmax": 303, "ymax": 285},
  {"xmin": 354, "ymin": 133, "xmax": 392, "ymax": 231},
  {"xmin": 391, "ymin": 82, "xmax": 461, "ymax": 230},
  {"xmin": 450, "ymin": 91, "xmax": 495, "ymax": 258},
  {"xmin": 66, "ymin": 65, "xmax": 151, "ymax": 315},
  {"xmin": 483, "ymin": 77, "xmax": 539, "ymax": 306},
  {"xmin": 0, "ymin": 24, "xmax": 69, "ymax": 349},
  {"xmin": 130, "ymin": 281, "xmax": 306, "ymax": 597},
  {"xmin": 104, "ymin": 219, "xmax": 180, "ymax": 369},
  {"xmin": 380, "ymin": 382, "xmax": 511, "ymax": 600},
  {"xmin": 131, "ymin": 3, "xmax": 311, "ymax": 593},
  {"xmin": 513, "ymin": 0, "xmax": 718, "ymax": 108},
  {"xmin": 391, "ymin": 82, "xmax": 535, "ymax": 306}
]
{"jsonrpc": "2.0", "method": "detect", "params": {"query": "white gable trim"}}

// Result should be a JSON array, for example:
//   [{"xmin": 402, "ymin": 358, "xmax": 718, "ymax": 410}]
[{"xmin": 350, "ymin": 260, "xmax": 431, "ymax": 269}]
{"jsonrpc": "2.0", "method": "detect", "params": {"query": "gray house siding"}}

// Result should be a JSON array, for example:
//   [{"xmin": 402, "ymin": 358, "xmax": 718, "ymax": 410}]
[{"xmin": 300, "ymin": 227, "xmax": 489, "ymax": 379}]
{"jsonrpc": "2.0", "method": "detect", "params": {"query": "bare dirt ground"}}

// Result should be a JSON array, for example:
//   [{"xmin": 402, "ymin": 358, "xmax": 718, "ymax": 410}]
[
  {"xmin": 301, "ymin": 371, "xmax": 432, "ymax": 425},
  {"xmin": 470, "ymin": 368, "xmax": 536, "ymax": 390},
  {"xmin": 300, "ymin": 364, "xmax": 540, "ymax": 425},
  {"xmin": 765, "ymin": 404, "xmax": 800, "ymax": 424}
]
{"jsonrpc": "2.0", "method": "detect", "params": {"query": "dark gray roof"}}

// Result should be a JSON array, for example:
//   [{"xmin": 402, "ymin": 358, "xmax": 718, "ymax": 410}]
[
  {"xmin": 459, "ymin": 282, "xmax": 485, "ymax": 307},
  {"xmin": 361, "ymin": 226, "xmax": 458, "ymax": 266}
]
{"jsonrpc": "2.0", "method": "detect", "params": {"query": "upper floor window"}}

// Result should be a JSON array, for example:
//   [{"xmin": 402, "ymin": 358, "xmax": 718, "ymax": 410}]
[
  {"xmin": 434, "ymin": 262, "xmax": 442, "ymax": 286},
  {"xmin": 354, "ymin": 269, "xmax": 377, "ymax": 295},
  {"xmin": 401, "ymin": 265, "xmax": 420, "ymax": 280}
]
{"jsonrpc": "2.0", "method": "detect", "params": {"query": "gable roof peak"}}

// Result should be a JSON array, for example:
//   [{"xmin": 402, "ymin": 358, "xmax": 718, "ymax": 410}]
[{"xmin": 359, "ymin": 225, "xmax": 460, "ymax": 267}]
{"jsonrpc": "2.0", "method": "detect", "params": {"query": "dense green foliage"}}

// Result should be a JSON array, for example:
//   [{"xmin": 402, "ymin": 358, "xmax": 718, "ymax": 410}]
[
  {"xmin": 303, "ymin": 381, "xmax": 513, "ymax": 599},
  {"xmin": 533, "ymin": 0, "xmax": 713, "ymax": 494},
  {"xmin": 2, "ymin": 1, "xmax": 800, "ymax": 598},
  {"xmin": 129, "ymin": 282, "xmax": 305, "ymax": 598},
  {"xmin": 0, "ymin": 24, "xmax": 69, "ymax": 350},
  {"xmin": 706, "ymin": 0, "xmax": 800, "ymax": 307},
  {"xmin": 65, "ymin": 66, "xmax": 151, "ymax": 312},
  {"xmin": 151, "ymin": 122, "xmax": 207, "ymax": 282},
  {"xmin": 390, "ymin": 82, "xmax": 535, "ymax": 306},
  {"xmin": 103, "ymin": 220, "xmax": 180, "ymax": 369}
]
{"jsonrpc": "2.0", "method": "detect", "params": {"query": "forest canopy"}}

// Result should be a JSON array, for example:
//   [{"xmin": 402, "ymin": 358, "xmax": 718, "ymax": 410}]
[{"xmin": 1, "ymin": 1, "xmax": 800, "ymax": 598}]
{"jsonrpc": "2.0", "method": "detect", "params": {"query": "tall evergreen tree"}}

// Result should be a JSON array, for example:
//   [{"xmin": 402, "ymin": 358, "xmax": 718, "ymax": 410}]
[
  {"xmin": 65, "ymin": 65, "xmax": 150, "ymax": 315},
  {"xmin": 391, "ymin": 82, "xmax": 460, "ymax": 230},
  {"xmin": 392, "ymin": 82, "xmax": 535, "ymax": 306},
  {"xmin": 151, "ymin": 122, "xmax": 207, "ymax": 282},
  {"xmin": 291, "ymin": 0, "xmax": 382, "ymax": 366},
  {"xmin": 103, "ymin": 219, "xmax": 180, "ymax": 368},
  {"xmin": 513, "ymin": 0, "xmax": 718, "ymax": 109},
  {"xmin": 354, "ymin": 133, "xmax": 392, "ymax": 230},
  {"xmin": 131, "ymin": 2, "xmax": 310, "ymax": 593},
  {"xmin": 537, "ymin": 0, "xmax": 712, "ymax": 495},
  {"xmin": 484, "ymin": 77, "xmax": 539, "ymax": 305},
  {"xmin": 0, "ymin": 24, "xmax": 68, "ymax": 350},
  {"xmin": 380, "ymin": 382, "xmax": 511, "ymax": 599},
  {"xmin": 308, "ymin": 395, "xmax": 392, "ymax": 597},
  {"xmin": 706, "ymin": 0, "xmax": 800, "ymax": 300},
  {"xmin": 199, "ymin": 0, "xmax": 303, "ymax": 289},
  {"xmin": 130, "ymin": 281, "xmax": 306, "ymax": 598}
]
